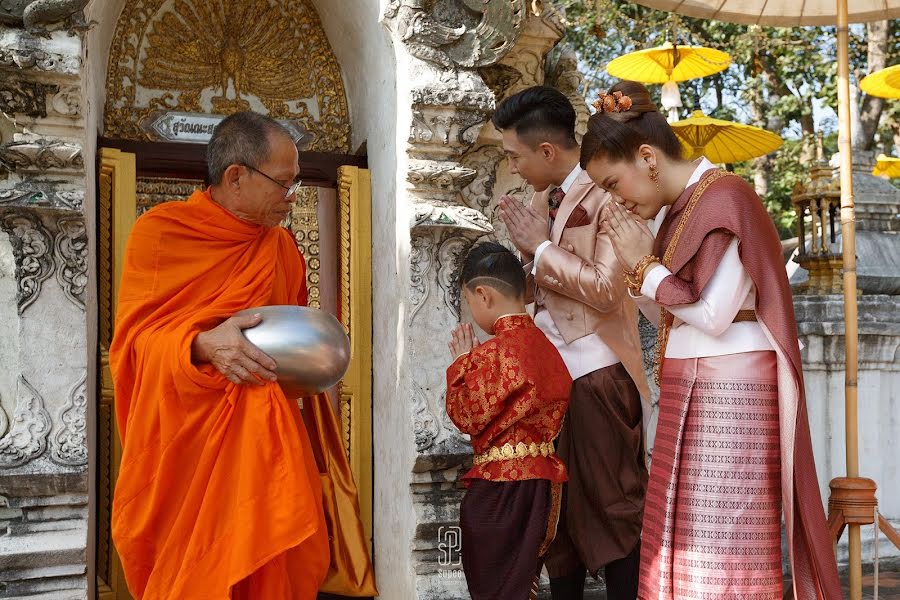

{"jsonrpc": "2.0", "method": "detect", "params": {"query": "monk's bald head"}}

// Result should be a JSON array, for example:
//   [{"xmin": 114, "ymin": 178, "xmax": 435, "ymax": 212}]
[
  {"xmin": 207, "ymin": 112, "xmax": 301, "ymax": 228},
  {"xmin": 207, "ymin": 112, "xmax": 295, "ymax": 185}
]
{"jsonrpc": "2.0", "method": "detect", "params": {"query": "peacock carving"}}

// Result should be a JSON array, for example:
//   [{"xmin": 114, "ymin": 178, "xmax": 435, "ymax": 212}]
[{"xmin": 139, "ymin": 0, "xmax": 316, "ymax": 113}]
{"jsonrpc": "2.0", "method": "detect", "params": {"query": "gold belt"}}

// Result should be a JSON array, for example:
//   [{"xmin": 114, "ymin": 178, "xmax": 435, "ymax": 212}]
[
  {"xmin": 733, "ymin": 309, "xmax": 757, "ymax": 323},
  {"xmin": 473, "ymin": 441, "xmax": 555, "ymax": 466}
]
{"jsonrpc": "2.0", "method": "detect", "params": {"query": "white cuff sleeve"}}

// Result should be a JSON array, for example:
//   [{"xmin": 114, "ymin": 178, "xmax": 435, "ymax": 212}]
[
  {"xmin": 531, "ymin": 240, "xmax": 553, "ymax": 275},
  {"xmin": 660, "ymin": 237, "xmax": 750, "ymax": 336},
  {"xmin": 640, "ymin": 264, "xmax": 671, "ymax": 300}
]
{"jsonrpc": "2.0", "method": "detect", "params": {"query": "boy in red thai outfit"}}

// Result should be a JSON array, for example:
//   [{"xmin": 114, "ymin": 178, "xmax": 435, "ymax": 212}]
[{"xmin": 446, "ymin": 242, "xmax": 573, "ymax": 600}]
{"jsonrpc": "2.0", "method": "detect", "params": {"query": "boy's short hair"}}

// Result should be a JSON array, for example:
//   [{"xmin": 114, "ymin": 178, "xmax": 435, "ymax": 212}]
[
  {"xmin": 460, "ymin": 242, "xmax": 526, "ymax": 299},
  {"xmin": 491, "ymin": 85, "xmax": 577, "ymax": 149}
]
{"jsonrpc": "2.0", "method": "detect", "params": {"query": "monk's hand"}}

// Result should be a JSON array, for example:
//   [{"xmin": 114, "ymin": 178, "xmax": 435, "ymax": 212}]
[
  {"xmin": 448, "ymin": 323, "xmax": 479, "ymax": 360},
  {"xmin": 600, "ymin": 200, "xmax": 655, "ymax": 271},
  {"xmin": 191, "ymin": 313, "xmax": 278, "ymax": 386},
  {"xmin": 498, "ymin": 195, "xmax": 549, "ymax": 255}
]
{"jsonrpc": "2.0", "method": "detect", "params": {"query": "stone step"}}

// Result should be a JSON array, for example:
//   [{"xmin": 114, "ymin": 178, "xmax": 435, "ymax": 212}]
[
  {"xmin": 0, "ymin": 573, "xmax": 86, "ymax": 597},
  {"xmin": 0, "ymin": 563, "xmax": 85, "ymax": 582},
  {"xmin": 0, "ymin": 526, "xmax": 86, "ymax": 571},
  {"xmin": 5, "ymin": 495, "xmax": 88, "ymax": 509},
  {"xmin": 8, "ymin": 518, "xmax": 85, "ymax": 536},
  {"xmin": 21, "ymin": 505, "xmax": 88, "ymax": 523},
  {"xmin": 0, "ymin": 590, "xmax": 85, "ymax": 600}
]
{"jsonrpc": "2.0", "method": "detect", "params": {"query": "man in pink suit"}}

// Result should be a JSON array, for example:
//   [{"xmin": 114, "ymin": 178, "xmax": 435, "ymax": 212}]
[{"xmin": 495, "ymin": 86, "xmax": 650, "ymax": 600}]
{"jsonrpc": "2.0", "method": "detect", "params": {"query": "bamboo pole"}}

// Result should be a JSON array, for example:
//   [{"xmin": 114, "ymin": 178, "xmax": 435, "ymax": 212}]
[{"xmin": 836, "ymin": 0, "xmax": 862, "ymax": 597}]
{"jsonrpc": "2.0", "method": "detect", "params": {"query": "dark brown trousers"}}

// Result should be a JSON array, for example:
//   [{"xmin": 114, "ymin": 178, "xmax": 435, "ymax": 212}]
[
  {"xmin": 460, "ymin": 478, "xmax": 560, "ymax": 600},
  {"xmin": 545, "ymin": 362, "xmax": 647, "ymax": 599}
]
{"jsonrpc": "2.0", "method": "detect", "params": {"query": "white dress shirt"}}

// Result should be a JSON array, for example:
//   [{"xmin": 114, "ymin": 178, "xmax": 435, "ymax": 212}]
[
  {"xmin": 530, "ymin": 164, "xmax": 622, "ymax": 379},
  {"xmin": 635, "ymin": 158, "xmax": 774, "ymax": 359}
]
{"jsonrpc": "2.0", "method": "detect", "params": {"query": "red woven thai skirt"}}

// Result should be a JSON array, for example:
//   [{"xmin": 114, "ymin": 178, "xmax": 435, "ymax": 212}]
[{"xmin": 638, "ymin": 351, "xmax": 783, "ymax": 599}]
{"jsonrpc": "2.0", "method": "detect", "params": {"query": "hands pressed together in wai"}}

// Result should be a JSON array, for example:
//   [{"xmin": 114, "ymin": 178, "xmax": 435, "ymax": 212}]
[
  {"xmin": 600, "ymin": 200, "xmax": 656, "ymax": 272},
  {"xmin": 448, "ymin": 323, "xmax": 480, "ymax": 361}
]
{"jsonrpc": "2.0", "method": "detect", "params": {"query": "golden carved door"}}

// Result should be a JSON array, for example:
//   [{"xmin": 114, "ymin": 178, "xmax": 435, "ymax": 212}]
[{"xmin": 95, "ymin": 148, "xmax": 373, "ymax": 598}]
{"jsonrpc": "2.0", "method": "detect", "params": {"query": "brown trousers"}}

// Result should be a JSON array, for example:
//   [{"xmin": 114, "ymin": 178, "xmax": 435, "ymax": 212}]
[
  {"xmin": 460, "ymin": 478, "xmax": 561, "ymax": 600},
  {"xmin": 545, "ymin": 362, "xmax": 647, "ymax": 578}
]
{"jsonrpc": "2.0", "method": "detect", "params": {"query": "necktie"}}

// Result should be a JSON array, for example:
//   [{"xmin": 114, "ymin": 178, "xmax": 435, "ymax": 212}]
[{"xmin": 548, "ymin": 187, "xmax": 565, "ymax": 220}]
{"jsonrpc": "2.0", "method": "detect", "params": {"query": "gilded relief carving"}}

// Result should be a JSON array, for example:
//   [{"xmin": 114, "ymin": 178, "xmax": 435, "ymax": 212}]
[
  {"xmin": 136, "ymin": 177, "xmax": 201, "ymax": 215},
  {"xmin": 105, "ymin": 0, "xmax": 350, "ymax": 152},
  {"xmin": 289, "ymin": 187, "xmax": 321, "ymax": 309},
  {"xmin": 140, "ymin": 0, "xmax": 316, "ymax": 112}
]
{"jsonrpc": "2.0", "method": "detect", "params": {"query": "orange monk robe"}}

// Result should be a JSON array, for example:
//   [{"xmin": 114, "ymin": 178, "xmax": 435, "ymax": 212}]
[{"xmin": 109, "ymin": 189, "xmax": 329, "ymax": 599}]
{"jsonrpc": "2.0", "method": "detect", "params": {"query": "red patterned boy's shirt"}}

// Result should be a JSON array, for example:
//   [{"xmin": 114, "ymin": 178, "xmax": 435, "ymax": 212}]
[{"xmin": 446, "ymin": 314, "xmax": 572, "ymax": 483}]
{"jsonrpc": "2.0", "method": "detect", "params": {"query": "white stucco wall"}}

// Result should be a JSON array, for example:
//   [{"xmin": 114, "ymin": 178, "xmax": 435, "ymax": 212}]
[
  {"xmin": 0, "ymin": 232, "xmax": 19, "ymax": 413},
  {"xmin": 798, "ymin": 296, "xmax": 900, "ymax": 563},
  {"xmin": 313, "ymin": 1, "xmax": 416, "ymax": 597}
]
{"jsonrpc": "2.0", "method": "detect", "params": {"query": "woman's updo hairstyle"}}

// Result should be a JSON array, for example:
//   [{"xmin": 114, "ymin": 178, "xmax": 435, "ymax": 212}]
[{"xmin": 579, "ymin": 80, "xmax": 684, "ymax": 168}]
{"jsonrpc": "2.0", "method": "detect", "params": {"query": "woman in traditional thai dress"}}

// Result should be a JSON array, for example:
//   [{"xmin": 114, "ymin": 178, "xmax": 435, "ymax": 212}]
[{"xmin": 581, "ymin": 80, "xmax": 841, "ymax": 599}]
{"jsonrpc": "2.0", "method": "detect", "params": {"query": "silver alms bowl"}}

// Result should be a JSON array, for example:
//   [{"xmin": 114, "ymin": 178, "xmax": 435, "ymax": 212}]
[{"xmin": 235, "ymin": 305, "xmax": 351, "ymax": 398}]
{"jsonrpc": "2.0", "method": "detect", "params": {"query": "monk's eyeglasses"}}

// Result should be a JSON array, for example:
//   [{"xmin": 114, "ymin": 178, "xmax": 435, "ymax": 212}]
[{"xmin": 241, "ymin": 164, "xmax": 303, "ymax": 199}]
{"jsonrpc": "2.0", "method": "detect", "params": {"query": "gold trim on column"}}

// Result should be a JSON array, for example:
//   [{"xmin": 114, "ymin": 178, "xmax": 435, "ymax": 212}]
[
  {"xmin": 97, "ymin": 148, "xmax": 138, "ymax": 600},
  {"xmin": 336, "ymin": 166, "xmax": 373, "ymax": 553},
  {"xmin": 100, "ymin": 149, "xmax": 138, "ymax": 310}
]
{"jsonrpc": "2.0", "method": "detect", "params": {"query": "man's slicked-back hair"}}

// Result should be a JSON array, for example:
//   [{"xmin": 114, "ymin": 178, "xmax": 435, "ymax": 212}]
[
  {"xmin": 206, "ymin": 111, "xmax": 293, "ymax": 185},
  {"xmin": 460, "ymin": 242, "xmax": 526, "ymax": 299},
  {"xmin": 491, "ymin": 86, "xmax": 577, "ymax": 149}
]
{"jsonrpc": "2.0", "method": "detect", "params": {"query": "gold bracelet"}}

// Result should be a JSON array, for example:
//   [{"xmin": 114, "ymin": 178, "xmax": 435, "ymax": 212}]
[
  {"xmin": 624, "ymin": 254, "xmax": 660, "ymax": 295},
  {"xmin": 624, "ymin": 273, "xmax": 641, "ymax": 296},
  {"xmin": 636, "ymin": 255, "xmax": 659, "ymax": 284}
]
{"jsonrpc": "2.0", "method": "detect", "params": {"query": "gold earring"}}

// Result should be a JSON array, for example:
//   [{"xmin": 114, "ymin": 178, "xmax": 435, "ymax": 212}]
[{"xmin": 649, "ymin": 165, "xmax": 660, "ymax": 192}]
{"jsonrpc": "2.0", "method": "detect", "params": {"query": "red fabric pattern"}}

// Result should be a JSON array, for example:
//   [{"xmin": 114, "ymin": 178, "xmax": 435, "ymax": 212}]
[{"xmin": 446, "ymin": 314, "xmax": 572, "ymax": 483}]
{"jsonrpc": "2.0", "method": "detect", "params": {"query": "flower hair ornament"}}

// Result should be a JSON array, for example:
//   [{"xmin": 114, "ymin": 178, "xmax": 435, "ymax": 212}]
[{"xmin": 592, "ymin": 90, "xmax": 633, "ymax": 113}]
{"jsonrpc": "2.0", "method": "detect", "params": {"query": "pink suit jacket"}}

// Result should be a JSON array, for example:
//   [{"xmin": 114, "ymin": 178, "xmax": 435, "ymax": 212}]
[{"xmin": 524, "ymin": 169, "xmax": 651, "ymax": 401}]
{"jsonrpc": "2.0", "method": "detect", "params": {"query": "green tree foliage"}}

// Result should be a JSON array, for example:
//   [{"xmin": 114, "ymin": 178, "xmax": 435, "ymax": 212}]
[{"xmin": 556, "ymin": 0, "xmax": 900, "ymax": 239}]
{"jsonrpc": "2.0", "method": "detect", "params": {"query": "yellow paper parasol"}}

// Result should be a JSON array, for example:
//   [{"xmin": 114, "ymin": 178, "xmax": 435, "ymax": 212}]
[
  {"xmin": 670, "ymin": 110, "xmax": 784, "ymax": 163},
  {"xmin": 860, "ymin": 64, "xmax": 900, "ymax": 99},
  {"xmin": 606, "ymin": 42, "xmax": 731, "ymax": 121},
  {"xmin": 606, "ymin": 41, "xmax": 731, "ymax": 84},
  {"xmin": 873, "ymin": 154, "xmax": 900, "ymax": 178}
]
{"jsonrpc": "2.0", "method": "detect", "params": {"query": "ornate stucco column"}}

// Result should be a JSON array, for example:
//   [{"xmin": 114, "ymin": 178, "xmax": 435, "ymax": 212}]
[
  {"xmin": 0, "ymin": 5, "xmax": 92, "ymax": 597},
  {"xmin": 383, "ymin": 3, "xmax": 579, "ymax": 597}
]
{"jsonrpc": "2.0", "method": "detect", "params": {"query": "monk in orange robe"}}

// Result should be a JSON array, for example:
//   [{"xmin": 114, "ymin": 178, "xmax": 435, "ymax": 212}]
[{"xmin": 109, "ymin": 112, "xmax": 370, "ymax": 599}]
